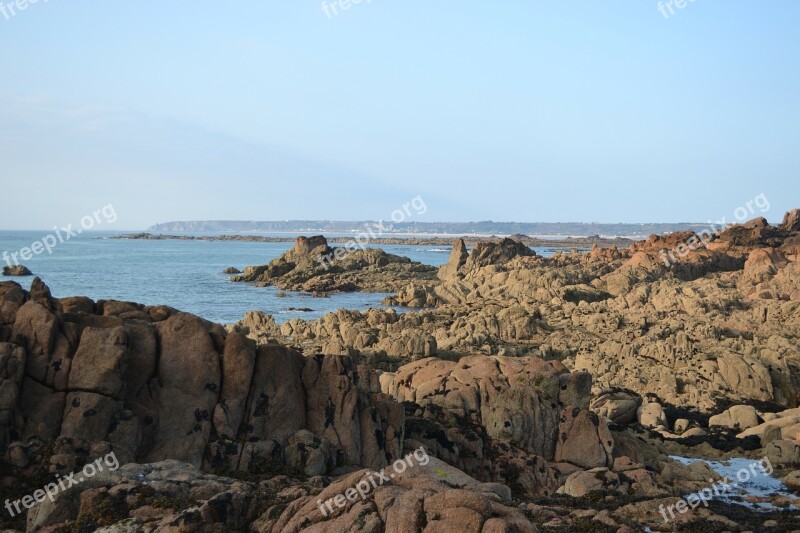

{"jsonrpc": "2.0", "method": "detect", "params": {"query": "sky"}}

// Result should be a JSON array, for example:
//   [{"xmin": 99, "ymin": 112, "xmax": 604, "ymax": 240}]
[{"xmin": 0, "ymin": 0, "xmax": 798, "ymax": 230}]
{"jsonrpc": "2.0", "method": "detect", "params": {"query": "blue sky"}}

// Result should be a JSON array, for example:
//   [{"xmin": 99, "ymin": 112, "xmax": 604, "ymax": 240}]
[{"xmin": 0, "ymin": 1, "xmax": 798, "ymax": 229}]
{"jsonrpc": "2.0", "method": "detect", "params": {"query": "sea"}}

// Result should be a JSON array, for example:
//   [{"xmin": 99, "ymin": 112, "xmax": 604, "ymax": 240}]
[{"xmin": 0, "ymin": 231, "xmax": 559, "ymax": 325}]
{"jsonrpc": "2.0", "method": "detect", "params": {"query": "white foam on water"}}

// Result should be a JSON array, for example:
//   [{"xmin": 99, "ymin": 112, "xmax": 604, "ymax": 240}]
[{"xmin": 670, "ymin": 455, "xmax": 797, "ymax": 510}]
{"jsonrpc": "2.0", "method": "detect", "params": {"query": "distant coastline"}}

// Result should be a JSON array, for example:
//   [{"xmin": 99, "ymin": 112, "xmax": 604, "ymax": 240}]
[
  {"xmin": 112, "ymin": 232, "xmax": 633, "ymax": 249},
  {"xmin": 146, "ymin": 220, "xmax": 713, "ymax": 239}
]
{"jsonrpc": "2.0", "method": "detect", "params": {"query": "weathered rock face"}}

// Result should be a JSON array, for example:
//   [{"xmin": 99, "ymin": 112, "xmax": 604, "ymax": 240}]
[
  {"xmin": 381, "ymin": 356, "xmax": 584, "ymax": 458},
  {"xmin": 231, "ymin": 235, "xmax": 438, "ymax": 293},
  {"xmin": 438, "ymin": 238, "xmax": 468, "ymax": 280},
  {"xmin": 464, "ymin": 238, "xmax": 537, "ymax": 270},
  {"xmin": 437, "ymin": 237, "xmax": 536, "ymax": 282},
  {"xmin": 374, "ymin": 355, "xmax": 602, "ymax": 498},
  {"xmin": 0, "ymin": 342, "xmax": 25, "ymax": 449},
  {"xmin": 0, "ymin": 280, "xmax": 405, "ymax": 490},
  {"xmin": 783, "ymin": 209, "xmax": 800, "ymax": 233}
]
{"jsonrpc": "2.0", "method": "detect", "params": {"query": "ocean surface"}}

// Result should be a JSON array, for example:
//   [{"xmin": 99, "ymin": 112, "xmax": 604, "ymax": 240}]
[{"xmin": 0, "ymin": 231, "xmax": 557, "ymax": 324}]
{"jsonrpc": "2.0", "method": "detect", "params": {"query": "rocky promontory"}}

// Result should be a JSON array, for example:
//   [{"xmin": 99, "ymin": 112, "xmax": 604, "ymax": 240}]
[{"xmin": 230, "ymin": 235, "xmax": 438, "ymax": 293}]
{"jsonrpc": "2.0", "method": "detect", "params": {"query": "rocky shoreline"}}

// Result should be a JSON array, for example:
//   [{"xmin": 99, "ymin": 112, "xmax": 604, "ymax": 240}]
[{"xmin": 2, "ymin": 210, "xmax": 800, "ymax": 531}]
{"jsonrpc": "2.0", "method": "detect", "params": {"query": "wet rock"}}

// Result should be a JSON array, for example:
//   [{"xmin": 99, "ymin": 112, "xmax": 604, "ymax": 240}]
[{"xmin": 2, "ymin": 265, "xmax": 32, "ymax": 276}]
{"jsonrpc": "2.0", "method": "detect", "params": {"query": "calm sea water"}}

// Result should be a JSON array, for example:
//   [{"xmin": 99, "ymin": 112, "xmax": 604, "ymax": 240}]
[{"xmin": 0, "ymin": 231, "xmax": 556, "ymax": 324}]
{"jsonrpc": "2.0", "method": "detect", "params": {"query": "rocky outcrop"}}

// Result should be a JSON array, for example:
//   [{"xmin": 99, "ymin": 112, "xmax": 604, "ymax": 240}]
[
  {"xmin": 4, "ymin": 279, "xmax": 682, "ymax": 532},
  {"xmin": 26, "ymin": 460, "xmax": 263, "ymax": 532},
  {"xmin": 234, "ymin": 221, "xmax": 800, "ymax": 418},
  {"xmin": 380, "ymin": 356, "xmax": 589, "ymax": 460},
  {"xmin": 437, "ymin": 237, "xmax": 535, "ymax": 282},
  {"xmin": 0, "ymin": 281, "xmax": 405, "ymax": 505},
  {"xmin": 2, "ymin": 265, "xmax": 32, "ymax": 276},
  {"xmin": 437, "ymin": 238, "xmax": 468, "ymax": 280},
  {"xmin": 782, "ymin": 208, "xmax": 800, "ymax": 233},
  {"xmin": 708, "ymin": 405, "xmax": 761, "ymax": 430},
  {"xmin": 231, "ymin": 235, "xmax": 438, "ymax": 293}
]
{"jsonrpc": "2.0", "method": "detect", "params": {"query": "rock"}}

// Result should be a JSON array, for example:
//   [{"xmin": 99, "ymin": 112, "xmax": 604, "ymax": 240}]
[
  {"xmin": 555, "ymin": 408, "xmax": 614, "ymax": 469},
  {"xmin": 708, "ymin": 404, "xmax": 761, "ymax": 430},
  {"xmin": 559, "ymin": 468, "xmax": 619, "ymax": 497},
  {"xmin": 259, "ymin": 456, "xmax": 534, "ymax": 532},
  {"xmin": 637, "ymin": 402, "xmax": 667, "ymax": 429},
  {"xmin": 766, "ymin": 440, "xmax": 800, "ymax": 466},
  {"xmin": 144, "ymin": 313, "xmax": 222, "ymax": 467},
  {"xmin": 462, "ymin": 238, "xmax": 536, "ymax": 271},
  {"xmin": 27, "ymin": 460, "xmax": 260, "ymax": 532},
  {"xmin": 782, "ymin": 208, "xmax": 800, "ymax": 232},
  {"xmin": 782, "ymin": 470, "xmax": 800, "ymax": 490},
  {"xmin": 212, "ymin": 330, "xmax": 255, "ymax": 440},
  {"xmin": 680, "ymin": 427, "xmax": 707, "ymax": 438},
  {"xmin": 4, "ymin": 205, "xmax": 800, "ymax": 530},
  {"xmin": 222, "ymin": 266, "xmax": 241, "ymax": 274},
  {"xmin": 231, "ymin": 236, "xmax": 438, "ymax": 293},
  {"xmin": 284, "ymin": 429, "xmax": 334, "ymax": 477},
  {"xmin": 673, "ymin": 418, "xmax": 691, "ymax": 434},
  {"xmin": 590, "ymin": 388, "xmax": 642, "ymax": 425},
  {"xmin": 0, "ymin": 342, "xmax": 26, "ymax": 448},
  {"xmin": 438, "ymin": 238, "xmax": 469, "ymax": 280},
  {"xmin": 2, "ymin": 265, "xmax": 32, "ymax": 276},
  {"xmin": 736, "ymin": 409, "xmax": 800, "ymax": 443},
  {"xmin": 68, "ymin": 327, "xmax": 128, "ymax": 399}
]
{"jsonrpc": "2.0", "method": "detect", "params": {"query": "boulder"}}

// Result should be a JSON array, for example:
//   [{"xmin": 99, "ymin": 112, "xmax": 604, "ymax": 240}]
[
  {"xmin": 558, "ymin": 468, "xmax": 619, "ymax": 497},
  {"xmin": 708, "ymin": 405, "xmax": 761, "ymax": 430},
  {"xmin": 783, "ymin": 470, "xmax": 800, "ymax": 490},
  {"xmin": 284, "ymin": 429, "xmax": 334, "ymax": 477},
  {"xmin": 765, "ymin": 440, "xmax": 800, "ymax": 466},
  {"xmin": 637, "ymin": 402, "xmax": 667, "ymax": 429},
  {"xmin": 554, "ymin": 408, "xmax": 614, "ymax": 469},
  {"xmin": 590, "ymin": 388, "xmax": 642, "ymax": 425},
  {"xmin": 2, "ymin": 265, "xmax": 32, "ymax": 276}
]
